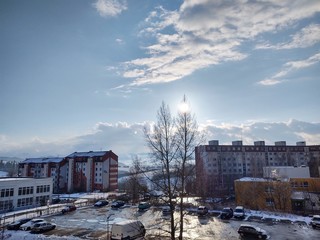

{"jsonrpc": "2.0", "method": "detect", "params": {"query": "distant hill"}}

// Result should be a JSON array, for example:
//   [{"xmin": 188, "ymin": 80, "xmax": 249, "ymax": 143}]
[{"xmin": 0, "ymin": 157, "xmax": 23, "ymax": 162}]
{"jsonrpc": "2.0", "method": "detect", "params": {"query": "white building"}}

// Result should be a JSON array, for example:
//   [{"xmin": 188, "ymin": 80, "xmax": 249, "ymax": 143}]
[
  {"xmin": 0, "ymin": 177, "xmax": 53, "ymax": 213},
  {"xmin": 263, "ymin": 166, "xmax": 310, "ymax": 180}
]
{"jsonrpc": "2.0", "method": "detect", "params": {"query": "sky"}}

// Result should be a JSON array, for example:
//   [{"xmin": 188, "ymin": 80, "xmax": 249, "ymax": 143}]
[{"xmin": 1, "ymin": 0, "xmax": 320, "ymax": 164}]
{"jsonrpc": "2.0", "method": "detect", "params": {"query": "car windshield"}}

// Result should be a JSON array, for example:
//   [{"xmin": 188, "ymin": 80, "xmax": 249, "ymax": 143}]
[
  {"xmin": 313, "ymin": 217, "xmax": 320, "ymax": 221},
  {"xmin": 235, "ymin": 209, "xmax": 243, "ymax": 212}
]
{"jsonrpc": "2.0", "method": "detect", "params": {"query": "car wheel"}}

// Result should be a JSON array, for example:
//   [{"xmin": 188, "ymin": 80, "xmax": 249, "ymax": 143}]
[
  {"xmin": 240, "ymin": 233, "xmax": 244, "ymax": 237},
  {"xmin": 258, "ymin": 234, "xmax": 263, "ymax": 239}
]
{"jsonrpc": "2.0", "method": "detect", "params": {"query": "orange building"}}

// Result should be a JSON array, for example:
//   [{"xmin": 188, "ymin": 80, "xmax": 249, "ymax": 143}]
[{"xmin": 235, "ymin": 177, "xmax": 320, "ymax": 214}]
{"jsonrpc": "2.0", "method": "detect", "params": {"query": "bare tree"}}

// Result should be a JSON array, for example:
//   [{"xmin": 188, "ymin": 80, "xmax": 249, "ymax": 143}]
[
  {"xmin": 144, "ymin": 101, "xmax": 178, "ymax": 240},
  {"xmin": 175, "ymin": 95, "xmax": 203, "ymax": 240},
  {"xmin": 125, "ymin": 156, "xmax": 148, "ymax": 204},
  {"xmin": 144, "ymin": 96, "xmax": 204, "ymax": 240}
]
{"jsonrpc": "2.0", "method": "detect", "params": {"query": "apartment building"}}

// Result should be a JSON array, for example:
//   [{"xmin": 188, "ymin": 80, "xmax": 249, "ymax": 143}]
[
  {"xmin": 19, "ymin": 157, "xmax": 67, "ymax": 193},
  {"xmin": 195, "ymin": 140, "xmax": 320, "ymax": 197},
  {"xmin": 0, "ymin": 177, "xmax": 52, "ymax": 213},
  {"xmin": 19, "ymin": 150, "xmax": 118, "ymax": 194},
  {"xmin": 65, "ymin": 150, "xmax": 118, "ymax": 193}
]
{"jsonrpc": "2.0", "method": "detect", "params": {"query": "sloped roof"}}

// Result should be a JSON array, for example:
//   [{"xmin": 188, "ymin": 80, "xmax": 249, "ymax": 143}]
[
  {"xmin": 22, "ymin": 157, "xmax": 64, "ymax": 164},
  {"xmin": 66, "ymin": 151, "xmax": 112, "ymax": 158}
]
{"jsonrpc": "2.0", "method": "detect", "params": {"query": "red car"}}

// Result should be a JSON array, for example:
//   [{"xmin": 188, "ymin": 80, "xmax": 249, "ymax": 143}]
[{"xmin": 61, "ymin": 205, "xmax": 77, "ymax": 214}]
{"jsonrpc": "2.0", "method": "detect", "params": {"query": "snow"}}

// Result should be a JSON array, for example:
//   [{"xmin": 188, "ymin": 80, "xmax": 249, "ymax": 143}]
[
  {"xmin": 1, "ymin": 192, "xmax": 316, "ymax": 239},
  {"xmin": 0, "ymin": 171, "xmax": 8, "ymax": 177}
]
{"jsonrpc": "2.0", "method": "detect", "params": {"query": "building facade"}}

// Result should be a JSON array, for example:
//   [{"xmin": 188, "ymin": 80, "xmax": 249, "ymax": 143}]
[
  {"xmin": 234, "ymin": 176, "xmax": 320, "ymax": 214},
  {"xmin": 0, "ymin": 177, "xmax": 53, "ymax": 213},
  {"xmin": 195, "ymin": 140, "xmax": 320, "ymax": 197},
  {"xmin": 19, "ymin": 157, "xmax": 67, "ymax": 194},
  {"xmin": 65, "ymin": 150, "xmax": 118, "ymax": 193},
  {"xmin": 19, "ymin": 150, "xmax": 118, "ymax": 194}
]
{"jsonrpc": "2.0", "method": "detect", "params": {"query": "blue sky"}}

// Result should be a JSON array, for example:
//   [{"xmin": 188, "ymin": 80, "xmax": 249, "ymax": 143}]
[{"xmin": 1, "ymin": 0, "xmax": 320, "ymax": 163}]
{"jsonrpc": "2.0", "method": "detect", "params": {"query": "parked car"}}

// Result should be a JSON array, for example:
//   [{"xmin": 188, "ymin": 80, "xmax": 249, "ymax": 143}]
[
  {"xmin": 111, "ymin": 200, "xmax": 125, "ymax": 209},
  {"xmin": 162, "ymin": 205, "xmax": 171, "ymax": 215},
  {"xmin": 220, "ymin": 207, "xmax": 233, "ymax": 219},
  {"xmin": 233, "ymin": 206, "xmax": 245, "ymax": 219},
  {"xmin": 197, "ymin": 206, "xmax": 209, "ymax": 216},
  {"xmin": 138, "ymin": 202, "xmax": 151, "ymax": 211},
  {"xmin": 20, "ymin": 218, "xmax": 45, "ymax": 231},
  {"xmin": 238, "ymin": 224, "xmax": 267, "ymax": 239},
  {"xmin": 7, "ymin": 218, "xmax": 32, "ymax": 230},
  {"xmin": 310, "ymin": 215, "xmax": 320, "ymax": 229},
  {"xmin": 111, "ymin": 220, "xmax": 146, "ymax": 240},
  {"xmin": 61, "ymin": 205, "xmax": 77, "ymax": 214},
  {"xmin": 94, "ymin": 199, "xmax": 109, "ymax": 207},
  {"xmin": 31, "ymin": 222, "xmax": 56, "ymax": 233}
]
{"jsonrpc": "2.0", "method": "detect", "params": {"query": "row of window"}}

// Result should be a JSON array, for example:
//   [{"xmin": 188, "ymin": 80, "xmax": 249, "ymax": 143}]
[
  {"xmin": 292, "ymin": 182, "xmax": 309, "ymax": 188},
  {"xmin": 36, "ymin": 185, "xmax": 50, "ymax": 193},
  {"xmin": 17, "ymin": 197, "xmax": 33, "ymax": 207},
  {"xmin": 208, "ymin": 168, "xmax": 252, "ymax": 173},
  {"xmin": 18, "ymin": 186, "xmax": 33, "ymax": 195},
  {"xmin": 35, "ymin": 195, "xmax": 50, "ymax": 205},
  {"xmin": 0, "ymin": 188, "xmax": 14, "ymax": 198},
  {"xmin": 0, "ymin": 200, "xmax": 13, "ymax": 211}
]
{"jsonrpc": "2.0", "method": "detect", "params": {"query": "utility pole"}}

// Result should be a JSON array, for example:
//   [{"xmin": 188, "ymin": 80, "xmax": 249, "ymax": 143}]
[{"xmin": 107, "ymin": 213, "xmax": 114, "ymax": 240}]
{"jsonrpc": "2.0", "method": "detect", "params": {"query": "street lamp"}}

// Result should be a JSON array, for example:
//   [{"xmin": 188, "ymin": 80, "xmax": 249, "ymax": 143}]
[{"xmin": 106, "ymin": 213, "xmax": 114, "ymax": 240}]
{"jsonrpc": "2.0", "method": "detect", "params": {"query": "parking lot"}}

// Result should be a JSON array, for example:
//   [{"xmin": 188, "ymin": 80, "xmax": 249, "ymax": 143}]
[{"xmin": 25, "ymin": 204, "xmax": 319, "ymax": 240}]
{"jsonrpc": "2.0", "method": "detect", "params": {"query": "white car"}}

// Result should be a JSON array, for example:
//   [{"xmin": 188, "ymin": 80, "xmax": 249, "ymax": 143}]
[
  {"xmin": 234, "ymin": 206, "xmax": 245, "ymax": 219},
  {"xmin": 310, "ymin": 215, "xmax": 320, "ymax": 229},
  {"xmin": 20, "ymin": 218, "xmax": 45, "ymax": 231}
]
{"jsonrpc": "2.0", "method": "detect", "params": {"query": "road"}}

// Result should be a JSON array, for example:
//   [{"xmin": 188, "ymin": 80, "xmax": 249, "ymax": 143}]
[{"xmin": 35, "ymin": 204, "xmax": 320, "ymax": 240}]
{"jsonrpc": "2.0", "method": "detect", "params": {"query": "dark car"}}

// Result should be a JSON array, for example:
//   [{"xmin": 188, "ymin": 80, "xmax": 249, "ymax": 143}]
[
  {"xmin": 7, "ymin": 218, "xmax": 32, "ymax": 230},
  {"xmin": 197, "ymin": 206, "xmax": 209, "ymax": 216},
  {"xmin": 94, "ymin": 199, "xmax": 109, "ymax": 207},
  {"xmin": 238, "ymin": 224, "xmax": 267, "ymax": 239},
  {"xmin": 31, "ymin": 222, "xmax": 56, "ymax": 233},
  {"xmin": 220, "ymin": 207, "xmax": 233, "ymax": 219},
  {"xmin": 111, "ymin": 200, "xmax": 125, "ymax": 209},
  {"xmin": 310, "ymin": 215, "xmax": 320, "ymax": 229},
  {"xmin": 138, "ymin": 202, "xmax": 151, "ymax": 211},
  {"xmin": 61, "ymin": 205, "xmax": 77, "ymax": 214}
]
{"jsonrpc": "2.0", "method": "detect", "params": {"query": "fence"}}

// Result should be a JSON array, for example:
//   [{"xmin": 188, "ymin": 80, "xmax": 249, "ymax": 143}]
[{"xmin": 0, "ymin": 198, "xmax": 91, "ymax": 229}]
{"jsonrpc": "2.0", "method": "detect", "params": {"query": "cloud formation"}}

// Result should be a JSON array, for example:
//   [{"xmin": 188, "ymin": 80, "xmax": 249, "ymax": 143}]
[
  {"xmin": 119, "ymin": 0, "xmax": 320, "ymax": 87},
  {"xmin": 256, "ymin": 23, "xmax": 320, "ymax": 49},
  {"xmin": 93, "ymin": 0, "xmax": 127, "ymax": 17},
  {"xmin": 258, "ymin": 52, "xmax": 320, "ymax": 85},
  {"xmin": 1, "ymin": 119, "xmax": 319, "ymax": 164}
]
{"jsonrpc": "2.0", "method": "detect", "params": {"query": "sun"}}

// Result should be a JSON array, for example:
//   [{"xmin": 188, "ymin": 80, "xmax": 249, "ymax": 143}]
[{"xmin": 178, "ymin": 102, "xmax": 189, "ymax": 113}]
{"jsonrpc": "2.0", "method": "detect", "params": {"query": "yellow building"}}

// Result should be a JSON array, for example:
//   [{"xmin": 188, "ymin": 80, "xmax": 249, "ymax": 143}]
[{"xmin": 235, "ymin": 177, "xmax": 320, "ymax": 214}]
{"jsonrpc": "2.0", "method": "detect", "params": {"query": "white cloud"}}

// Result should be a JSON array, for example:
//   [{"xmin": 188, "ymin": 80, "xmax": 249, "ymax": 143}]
[
  {"xmin": 1, "ymin": 119, "xmax": 319, "ymax": 163},
  {"xmin": 256, "ymin": 23, "xmax": 320, "ymax": 49},
  {"xmin": 258, "ymin": 78, "xmax": 282, "ymax": 86},
  {"xmin": 93, "ymin": 0, "xmax": 127, "ymax": 17},
  {"xmin": 258, "ymin": 52, "xmax": 320, "ymax": 85},
  {"xmin": 119, "ymin": 0, "xmax": 320, "ymax": 87}
]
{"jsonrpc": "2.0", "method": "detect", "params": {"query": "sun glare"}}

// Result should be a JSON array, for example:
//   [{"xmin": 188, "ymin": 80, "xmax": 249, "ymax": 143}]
[{"xmin": 178, "ymin": 102, "xmax": 189, "ymax": 113}]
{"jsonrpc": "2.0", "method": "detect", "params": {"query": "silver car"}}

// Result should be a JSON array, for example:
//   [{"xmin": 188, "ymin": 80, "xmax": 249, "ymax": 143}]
[
  {"xmin": 20, "ymin": 218, "xmax": 45, "ymax": 231},
  {"xmin": 31, "ymin": 222, "xmax": 56, "ymax": 233}
]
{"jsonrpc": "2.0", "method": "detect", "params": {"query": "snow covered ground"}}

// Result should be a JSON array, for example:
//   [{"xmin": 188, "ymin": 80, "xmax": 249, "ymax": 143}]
[{"xmin": 1, "ymin": 192, "xmax": 317, "ymax": 240}]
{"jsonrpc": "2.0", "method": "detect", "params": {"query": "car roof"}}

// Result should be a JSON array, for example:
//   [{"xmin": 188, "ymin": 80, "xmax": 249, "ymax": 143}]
[{"xmin": 240, "ymin": 224, "xmax": 256, "ymax": 228}]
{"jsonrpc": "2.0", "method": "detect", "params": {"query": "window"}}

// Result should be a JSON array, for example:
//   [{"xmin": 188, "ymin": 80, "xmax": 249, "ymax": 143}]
[
  {"xmin": 265, "ymin": 186, "xmax": 274, "ymax": 193},
  {"xmin": 303, "ymin": 182, "xmax": 308, "ymax": 188},
  {"xmin": 266, "ymin": 198, "xmax": 274, "ymax": 206}
]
